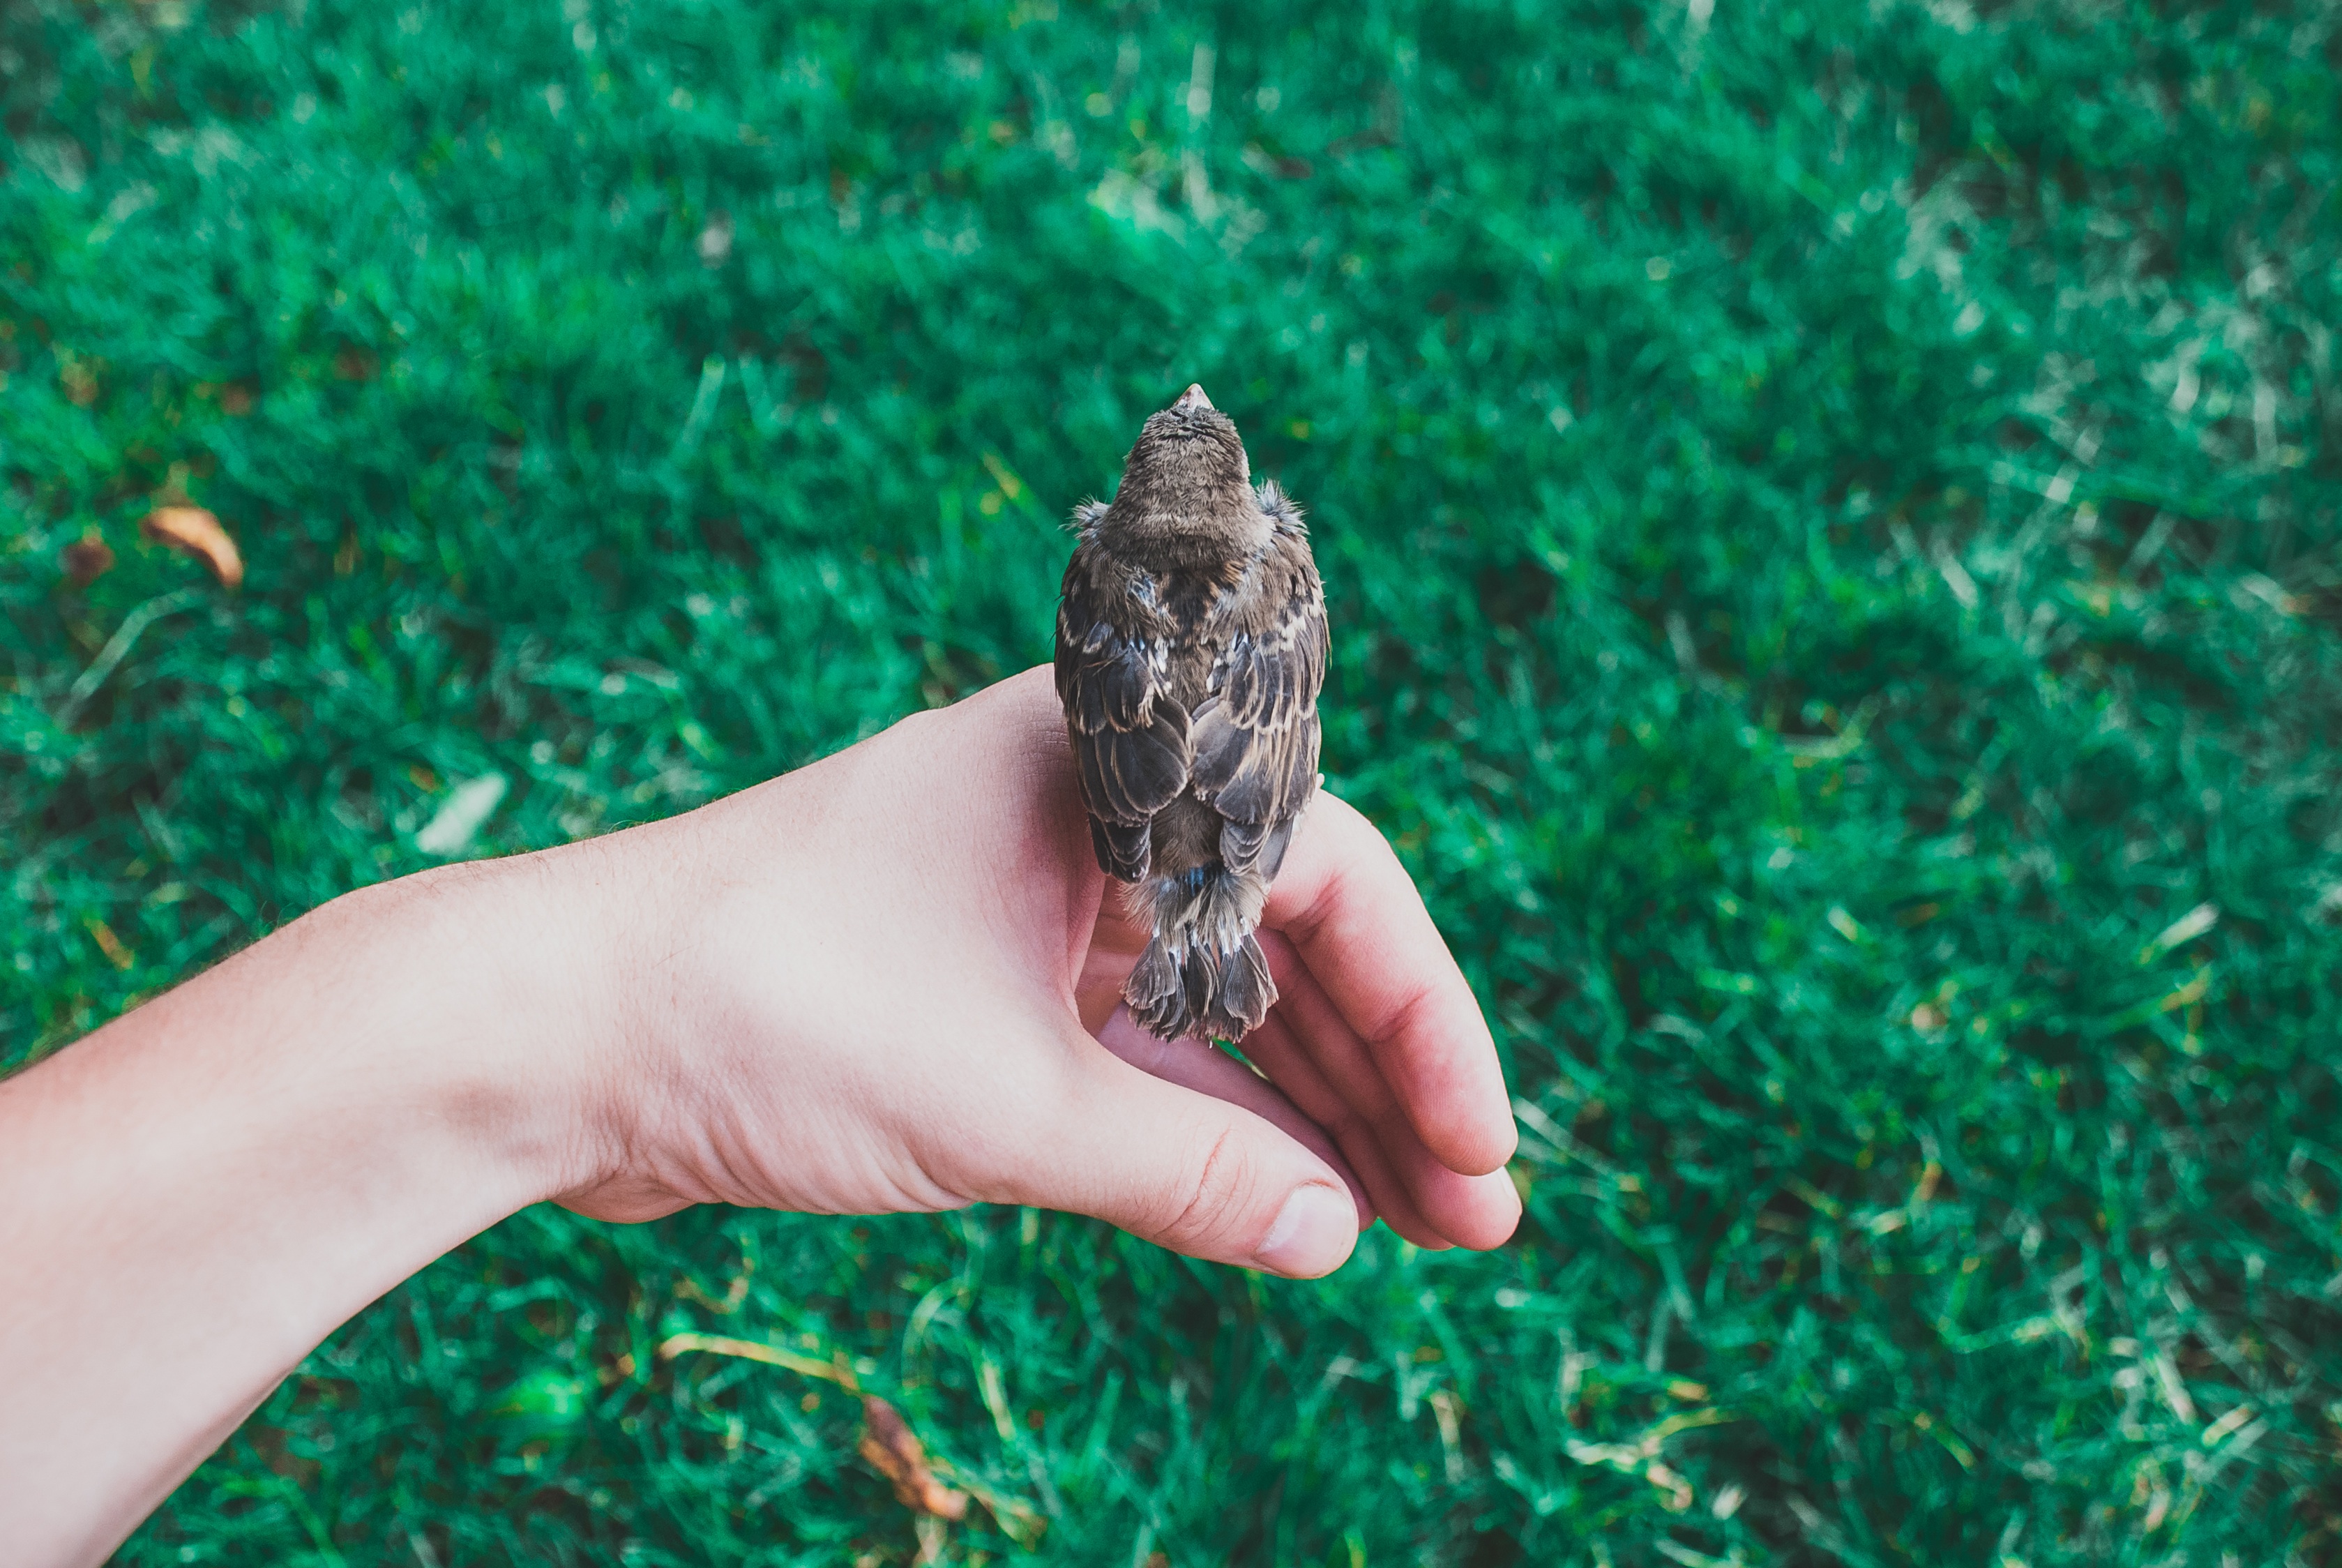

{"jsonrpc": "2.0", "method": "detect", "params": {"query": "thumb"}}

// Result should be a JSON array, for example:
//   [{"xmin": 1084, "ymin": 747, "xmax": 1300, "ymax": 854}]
[{"xmin": 1011, "ymin": 1034, "xmax": 1363, "ymax": 1279}]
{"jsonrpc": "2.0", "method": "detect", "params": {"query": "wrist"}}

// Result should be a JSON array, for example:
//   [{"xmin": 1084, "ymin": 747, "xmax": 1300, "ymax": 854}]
[{"xmin": 342, "ymin": 844, "xmax": 647, "ymax": 1214}]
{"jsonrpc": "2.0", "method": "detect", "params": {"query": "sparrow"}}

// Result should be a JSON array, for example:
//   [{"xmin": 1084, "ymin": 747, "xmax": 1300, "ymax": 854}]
[{"xmin": 1055, "ymin": 384, "xmax": 1329, "ymax": 1043}]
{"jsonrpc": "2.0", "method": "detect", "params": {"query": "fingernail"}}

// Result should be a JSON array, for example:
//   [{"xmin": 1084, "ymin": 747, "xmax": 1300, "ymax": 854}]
[{"xmin": 1255, "ymin": 1185, "xmax": 1357, "ymax": 1277}]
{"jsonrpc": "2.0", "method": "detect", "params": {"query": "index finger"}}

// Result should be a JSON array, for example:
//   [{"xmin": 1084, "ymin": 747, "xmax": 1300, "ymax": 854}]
[{"xmin": 1262, "ymin": 792, "xmax": 1517, "ymax": 1176}]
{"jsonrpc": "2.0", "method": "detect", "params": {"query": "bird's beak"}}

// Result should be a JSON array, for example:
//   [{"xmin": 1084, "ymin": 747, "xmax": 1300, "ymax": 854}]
[{"xmin": 1174, "ymin": 383, "xmax": 1214, "ymax": 412}]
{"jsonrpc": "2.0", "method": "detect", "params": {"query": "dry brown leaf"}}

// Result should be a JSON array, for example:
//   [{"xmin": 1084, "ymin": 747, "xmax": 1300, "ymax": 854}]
[
  {"xmin": 857, "ymin": 1397, "xmax": 968, "ymax": 1521},
  {"xmin": 142, "ymin": 506, "xmax": 243, "ymax": 587},
  {"xmin": 61, "ymin": 535, "xmax": 115, "ymax": 584}
]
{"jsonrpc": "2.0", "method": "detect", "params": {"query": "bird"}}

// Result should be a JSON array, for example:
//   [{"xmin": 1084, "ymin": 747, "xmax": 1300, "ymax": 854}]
[{"xmin": 1055, "ymin": 384, "xmax": 1329, "ymax": 1043}]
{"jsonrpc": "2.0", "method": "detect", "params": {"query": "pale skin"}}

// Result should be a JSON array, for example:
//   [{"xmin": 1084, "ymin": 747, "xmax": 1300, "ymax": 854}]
[{"xmin": 0, "ymin": 667, "xmax": 1519, "ymax": 1567}]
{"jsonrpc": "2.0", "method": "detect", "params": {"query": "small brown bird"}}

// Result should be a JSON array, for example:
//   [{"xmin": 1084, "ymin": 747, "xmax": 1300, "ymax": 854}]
[{"xmin": 1055, "ymin": 384, "xmax": 1329, "ymax": 1042}]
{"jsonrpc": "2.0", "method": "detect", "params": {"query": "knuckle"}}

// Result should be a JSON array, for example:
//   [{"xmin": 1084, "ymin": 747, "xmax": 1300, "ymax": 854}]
[{"xmin": 1286, "ymin": 861, "xmax": 1351, "ymax": 945}]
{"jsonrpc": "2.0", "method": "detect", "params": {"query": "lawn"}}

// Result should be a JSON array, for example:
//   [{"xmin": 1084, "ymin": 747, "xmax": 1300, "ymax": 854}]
[{"xmin": 6, "ymin": 0, "xmax": 2342, "ymax": 1562}]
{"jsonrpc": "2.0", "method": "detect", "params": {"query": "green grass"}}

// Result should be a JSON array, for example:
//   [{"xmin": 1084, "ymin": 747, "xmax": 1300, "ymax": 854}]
[{"xmin": 7, "ymin": 0, "xmax": 2342, "ymax": 1561}]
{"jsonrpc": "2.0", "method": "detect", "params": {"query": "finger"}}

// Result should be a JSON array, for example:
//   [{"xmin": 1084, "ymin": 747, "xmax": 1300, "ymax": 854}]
[
  {"xmin": 991, "ymin": 1026, "xmax": 1365, "ymax": 1278},
  {"xmin": 1258, "ymin": 940, "xmax": 1520, "ymax": 1250},
  {"xmin": 1234, "ymin": 1007, "xmax": 1453, "ymax": 1249},
  {"xmin": 1264, "ymin": 793, "xmax": 1516, "ymax": 1175},
  {"xmin": 1096, "ymin": 1007, "xmax": 1373, "ymax": 1230},
  {"xmin": 1380, "ymin": 1133, "xmax": 1523, "ymax": 1253},
  {"xmin": 1074, "ymin": 919, "xmax": 1144, "ymax": 1036}
]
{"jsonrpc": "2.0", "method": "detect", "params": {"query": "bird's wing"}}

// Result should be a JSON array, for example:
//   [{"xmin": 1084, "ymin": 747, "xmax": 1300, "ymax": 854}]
[
  {"xmin": 1055, "ymin": 547, "xmax": 1189, "ymax": 881},
  {"xmin": 1189, "ymin": 523, "xmax": 1327, "ymax": 880}
]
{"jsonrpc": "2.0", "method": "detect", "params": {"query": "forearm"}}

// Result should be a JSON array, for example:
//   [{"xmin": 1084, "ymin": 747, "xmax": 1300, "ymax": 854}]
[{"xmin": 0, "ymin": 854, "xmax": 615, "ymax": 1568}]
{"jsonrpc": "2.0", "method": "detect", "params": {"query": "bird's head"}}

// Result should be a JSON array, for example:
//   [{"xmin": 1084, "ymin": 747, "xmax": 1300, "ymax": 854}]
[{"xmin": 1117, "ymin": 384, "xmax": 1253, "ymax": 508}]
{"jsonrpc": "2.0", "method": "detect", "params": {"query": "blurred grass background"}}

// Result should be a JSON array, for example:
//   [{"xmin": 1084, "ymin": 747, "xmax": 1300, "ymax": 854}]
[{"xmin": 6, "ymin": 0, "xmax": 2342, "ymax": 1562}]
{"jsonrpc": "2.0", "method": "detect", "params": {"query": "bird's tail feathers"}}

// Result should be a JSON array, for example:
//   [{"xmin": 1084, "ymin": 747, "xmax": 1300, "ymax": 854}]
[{"xmin": 1123, "ymin": 864, "xmax": 1276, "ymax": 1041}]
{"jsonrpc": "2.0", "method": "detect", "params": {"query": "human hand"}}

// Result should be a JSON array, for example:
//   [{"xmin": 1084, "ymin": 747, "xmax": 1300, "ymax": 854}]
[
  {"xmin": 551, "ymin": 665, "xmax": 1520, "ymax": 1276},
  {"xmin": 0, "ymin": 665, "xmax": 1518, "ymax": 1562}
]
